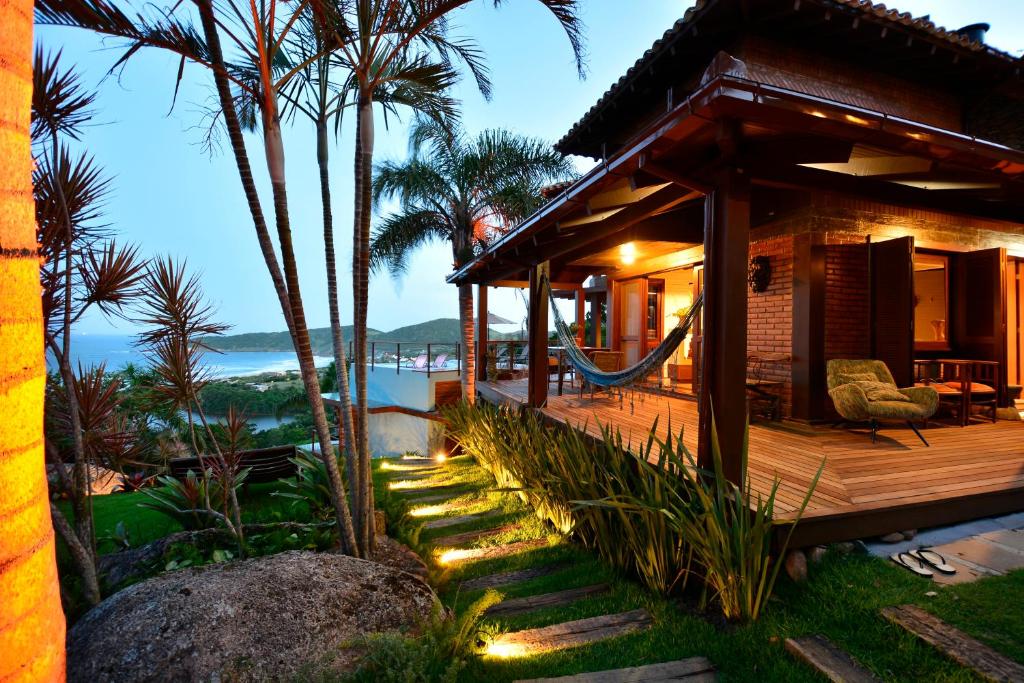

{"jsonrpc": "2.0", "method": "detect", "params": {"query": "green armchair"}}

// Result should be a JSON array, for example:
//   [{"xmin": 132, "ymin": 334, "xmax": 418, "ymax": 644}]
[{"xmin": 827, "ymin": 359, "xmax": 938, "ymax": 446}]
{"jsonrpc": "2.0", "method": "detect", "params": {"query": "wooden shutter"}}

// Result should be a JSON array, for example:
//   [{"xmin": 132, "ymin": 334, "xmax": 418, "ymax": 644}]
[
  {"xmin": 870, "ymin": 237, "xmax": 915, "ymax": 387},
  {"xmin": 954, "ymin": 247, "xmax": 1007, "ymax": 404}
]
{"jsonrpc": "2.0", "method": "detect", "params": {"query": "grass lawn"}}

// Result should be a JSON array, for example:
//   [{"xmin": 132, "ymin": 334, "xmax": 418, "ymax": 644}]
[{"xmin": 375, "ymin": 456, "xmax": 1024, "ymax": 683}]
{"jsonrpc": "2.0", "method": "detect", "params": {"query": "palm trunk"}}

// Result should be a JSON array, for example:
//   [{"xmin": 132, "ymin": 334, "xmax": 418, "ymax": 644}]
[
  {"xmin": 264, "ymin": 111, "xmax": 359, "ymax": 556},
  {"xmin": 352, "ymin": 96, "xmax": 376, "ymax": 554},
  {"xmin": 317, "ymin": 118, "xmax": 357, "ymax": 491},
  {"xmin": 193, "ymin": 0, "xmax": 294, "ymax": 337},
  {"xmin": 458, "ymin": 283, "xmax": 476, "ymax": 405},
  {"xmin": 0, "ymin": 0, "xmax": 68, "ymax": 675}
]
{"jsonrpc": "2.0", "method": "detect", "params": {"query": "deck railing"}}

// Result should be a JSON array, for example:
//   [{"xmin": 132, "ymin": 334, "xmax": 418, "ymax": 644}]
[{"xmin": 347, "ymin": 340, "xmax": 462, "ymax": 377}]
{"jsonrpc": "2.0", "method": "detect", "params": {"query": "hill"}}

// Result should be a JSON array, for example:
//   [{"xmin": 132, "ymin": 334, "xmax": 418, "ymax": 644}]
[{"xmin": 204, "ymin": 318, "xmax": 521, "ymax": 355}]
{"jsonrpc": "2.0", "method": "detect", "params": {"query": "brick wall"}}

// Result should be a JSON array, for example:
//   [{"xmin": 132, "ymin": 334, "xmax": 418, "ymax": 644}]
[
  {"xmin": 824, "ymin": 237, "xmax": 870, "ymax": 363},
  {"xmin": 747, "ymin": 234, "xmax": 794, "ymax": 416}
]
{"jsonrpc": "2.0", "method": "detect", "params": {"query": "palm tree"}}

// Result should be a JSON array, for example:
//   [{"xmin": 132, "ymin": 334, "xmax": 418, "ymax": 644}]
[
  {"xmin": 371, "ymin": 119, "xmax": 575, "ymax": 402},
  {"xmin": 37, "ymin": 0, "xmax": 365, "ymax": 554},
  {"xmin": 328, "ymin": 0, "xmax": 584, "ymax": 553},
  {"xmin": 0, "ymin": 0, "xmax": 68, "ymax": 676}
]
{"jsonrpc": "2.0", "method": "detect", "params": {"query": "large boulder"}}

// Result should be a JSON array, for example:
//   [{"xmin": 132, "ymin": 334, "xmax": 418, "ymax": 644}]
[{"xmin": 69, "ymin": 550, "xmax": 436, "ymax": 682}]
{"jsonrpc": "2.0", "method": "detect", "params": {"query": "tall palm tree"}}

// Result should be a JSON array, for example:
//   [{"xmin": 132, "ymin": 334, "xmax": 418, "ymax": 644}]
[
  {"xmin": 0, "ymin": 0, "xmax": 68, "ymax": 676},
  {"xmin": 328, "ymin": 0, "xmax": 583, "ymax": 553},
  {"xmin": 37, "ymin": 0, "xmax": 365, "ymax": 554},
  {"xmin": 371, "ymin": 118, "xmax": 575, "ymax": 402}
]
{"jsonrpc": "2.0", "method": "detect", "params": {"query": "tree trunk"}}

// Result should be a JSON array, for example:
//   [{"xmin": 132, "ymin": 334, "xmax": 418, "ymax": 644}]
[
  {"xmin": 193, "ymin": 0, "xmax": 295, "ymax": 337},
  {"xmin": 0, "ymin": 0, "xmax": 68, "ymax": 676},
  {"xmin": 458, "ymin": 283, "xmax": 476, "ymax": 404},
  {"xmin": 264, "ymin": 109, "xmax": 359, "ymax": 556},
  {"xmin": 352, "ymin": 96, "xmax": 376, "ymax": 554},
  {"xmin": 317, "ymin": 119, "xmax": 357, "ymax": 491}
]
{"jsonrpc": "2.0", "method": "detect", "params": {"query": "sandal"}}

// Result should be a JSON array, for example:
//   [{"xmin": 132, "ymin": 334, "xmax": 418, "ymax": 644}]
[
  {"xmin": 909, "ymin": 547, "xmax": 957, "ymax": 575},
  {"xmin": 890, "ymin": 552, "xmax": 934, "ymax": 578}
]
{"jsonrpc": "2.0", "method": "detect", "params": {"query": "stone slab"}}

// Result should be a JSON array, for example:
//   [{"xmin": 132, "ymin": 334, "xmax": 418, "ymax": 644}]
[{"xmin": 513, "ymin": 656, "xmax": 715, "ymax": 682}]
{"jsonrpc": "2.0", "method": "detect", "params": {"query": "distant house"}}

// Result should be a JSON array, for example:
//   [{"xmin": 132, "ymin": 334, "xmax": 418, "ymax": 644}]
[{"xmin": 451, "ymin": 0, "xmax": 1024, "ymax": 544}]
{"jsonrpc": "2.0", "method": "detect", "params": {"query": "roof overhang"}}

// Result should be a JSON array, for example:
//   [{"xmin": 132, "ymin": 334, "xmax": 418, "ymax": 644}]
[{"xmin": 448, "ymin": 74, "xmax": 1024, "ymax": 287}]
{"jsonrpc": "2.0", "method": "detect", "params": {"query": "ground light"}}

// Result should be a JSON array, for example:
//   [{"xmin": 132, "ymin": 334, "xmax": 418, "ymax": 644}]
[
  {"xmin": 409, "ymin": 504, "xmax": 449, "ymax": 517},
  {"xmin": 437, "ymin": 548, "xmax": 474, "ymax": 565},
  {"xmin": 387, "ymin": 480, "xmax": 418, "ymax": 490},
  {"xmin": 434, "ymin": 451, "xmax": 448, "ymax": 463},
  {"xmin": 484, "ymin": 640, "xmax": 528, "ymax": 659}
]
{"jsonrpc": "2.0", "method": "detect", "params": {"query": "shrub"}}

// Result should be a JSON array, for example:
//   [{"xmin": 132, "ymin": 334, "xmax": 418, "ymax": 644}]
[
  {"xmin": 343, "ymin": 590, "xmax": 503, "ymax": 683},
  {"xmin": 272, "ymin": 450, "xmax": 338, "ymax": 519},
  {"xmin": 443, "ymin": 402, "xmax": 821, "ymax": 621},
  {"xmin": 139, "ymin": 468, "xmax": 248, "ymax": 531}
]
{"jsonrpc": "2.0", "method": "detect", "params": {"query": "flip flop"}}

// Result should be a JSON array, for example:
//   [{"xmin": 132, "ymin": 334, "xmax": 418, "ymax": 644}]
[
  {"xmin": 890, "ymin": 552, "xmax": 933, "ymax": 578},
  {"xmin": 909, "ymin": 547, "xmax": 957, "ymax": 575}
]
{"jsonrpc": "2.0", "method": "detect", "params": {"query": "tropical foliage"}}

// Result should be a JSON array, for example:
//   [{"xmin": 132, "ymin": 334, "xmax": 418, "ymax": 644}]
[
  {"xmin": 371, "ymin": 118, "xmax": 575, "ymax": 402},
  {"xmin": 444, "ymin": 402, "xmax": 822, "ymax": 621}
]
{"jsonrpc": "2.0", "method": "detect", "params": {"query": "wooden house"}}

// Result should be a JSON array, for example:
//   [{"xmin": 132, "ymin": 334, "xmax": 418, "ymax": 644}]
[{"xmin": 448, "ymin": 0, "xmax": 1024, "ymax": 544}]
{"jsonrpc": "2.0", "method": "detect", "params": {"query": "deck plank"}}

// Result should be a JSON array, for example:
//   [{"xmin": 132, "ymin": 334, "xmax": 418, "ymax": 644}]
[
  {"xmin": 484, "ymin": 584, "xmax": 610, "ymax": 617},
  {"xmin": 479, "ymin": 380, "xmax": 1024, "ymax": 538},
  {"xmin": 493, "ymin": 609, "xmax": 652, "ymax": 653},
  {"xmin": 461, "ymin": 563, "xmax": 568, "ymax": 591},
  {"xmin": 513, "ymin": 656, "xmax": 715, "ymax": 682},
  {"xmin": 882, "ymin": 605, "xmax": 1024, "ymax": 682},
  {"xmin": 785, "ymin": 635, "xmax": 879, "ymax": 682}
]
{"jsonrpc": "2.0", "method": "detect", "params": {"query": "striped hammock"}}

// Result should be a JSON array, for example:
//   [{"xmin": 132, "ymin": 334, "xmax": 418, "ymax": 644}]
[{"xmin": 545, "ymin": 275, "xmax": 704, "ymax": 388}]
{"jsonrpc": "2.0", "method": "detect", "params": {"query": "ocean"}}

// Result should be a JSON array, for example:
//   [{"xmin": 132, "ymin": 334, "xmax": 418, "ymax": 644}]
[{"xmin": 58, "ymin": 334, "xmax": 333, "ymax": 379}]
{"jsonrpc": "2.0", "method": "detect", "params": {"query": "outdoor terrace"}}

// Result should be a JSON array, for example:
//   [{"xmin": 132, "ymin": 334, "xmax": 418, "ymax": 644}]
[{"xmin": 479, "ymin": 379, "xmax": 1024, "ymax": 546}]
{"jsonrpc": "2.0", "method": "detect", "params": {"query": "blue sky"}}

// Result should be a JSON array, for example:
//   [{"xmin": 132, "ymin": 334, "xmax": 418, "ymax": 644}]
[{"xmin": 39, "ymin": 1, "xmax": 1024, "ymax": 336}]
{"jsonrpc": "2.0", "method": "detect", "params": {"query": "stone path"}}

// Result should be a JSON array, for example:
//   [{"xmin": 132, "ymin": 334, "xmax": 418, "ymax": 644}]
[
  {"xmin": 461, "ymin": 563, "xmax": 570, "ymax": 591},
  {"xmin": 928, "ymin": 528, "xmax": 1024, "ymax": 585},
  {"xmin": 484, "ymin": 584, "xmax": 610, "ymax": 617},
  {"xmin": 423, "ymin": 510, "xmax": 504, "ymax": 530},
  {"xmin": 785, "ymin": 635, "xmax": 879, "ymax": 682},
  {"xmin": 512, "ymin": 656, "xmax": 716, "ymax": 682},
  {"xmin": 882, "ymin": 605, "xmax": 1024, "ymax": 682},
  {"xmin": 489, "ymin": 609, "xmax": 653, "ymax": 655},
  {"xmin": 432, "ymin": 523, "xmax": 521, "ymax": 549}
]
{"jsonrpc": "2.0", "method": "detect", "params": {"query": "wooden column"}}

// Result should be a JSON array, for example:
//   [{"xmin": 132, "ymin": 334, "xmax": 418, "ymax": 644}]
[
  {"xmin": 590, "ymin": 295, "xmax": 603, "ymax": 347},
  {"xmin": 697, "ymin": 170, "xmax": 750, "ymax": 485},
  {"xmin": 575, "ymin": 287, "xmax": 586, "ymax": 346},
  {"xmin": 527, "ymin": 262, "xmax": 550, "ymax": 407},
  {"xmin": 476, "ymin": 284, "xmax": 488, "ymax": 383},
  {"xmin": 791, "ymin": 233, "xmax": 826, "ymax": 421}
]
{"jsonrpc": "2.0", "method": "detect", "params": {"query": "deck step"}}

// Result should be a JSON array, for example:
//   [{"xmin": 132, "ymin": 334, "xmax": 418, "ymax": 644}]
[
  {"xmin": 882, "ymin": 605, "xmax": 1024, "ymax": 682},
  {"xmin": 461, "ymin": 562, "xmax": 569, "ymax": 591},
  {"xmin": 398, "ymin": 484, "xmax": 463, "ymax": 496},
  {"xmin": 443, "ymin": 538, "xmax": 548, "ymax": 563},
  {"xmin": 423, "ymin": 510, "xmax": 503, "ymax": 530},
  {"xmin": 490, "ymin": 609, "xmax": 652, "ymax": 655},
  {"xmin": 785, "ymin": 635, "xmax": 879, "ymax": 682},
  {"xmin": 513, "ymin": 656, "xmax": 715, "ymax": 682},
  {"xmin": 485, "ymin": 584, "xmax": 610, "ymax": 617},
  {"xmin": 433, "ymin": 523, "xmax": 520, "ymax": 548},
  {"xmin": 407, "ymin": 489, "xmax": 471, "ymax": 504}
]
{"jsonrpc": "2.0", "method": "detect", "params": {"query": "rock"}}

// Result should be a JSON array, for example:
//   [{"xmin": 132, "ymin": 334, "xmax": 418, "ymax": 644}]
[
  {"xmin": 808, "ymin": 546, "xmax": 828, "ymax": 564},
  {"xmin": 70, "ymin": 550, "xmax": 437, "ymax": 682},
  {"xmin": 901, "ymin": 529, "xmax": 917, "ymax": 541},
  {"xmin": 879, "ymin": 532, "xmax": 905, "ymax": 543},
  {"xmin": 372, "ymin": 535, "xmax": 429, "ymax": 580},
  {"xmin": 832, "ymin": 541, "xmax": 858, "ymax": 555},
  {"xmin": 48, "ymin": 463, "xmax": 122, "ymax": 495},
  {"xmin": 784, "ymin": 549, "xmax": 808, "ymax": 582}
]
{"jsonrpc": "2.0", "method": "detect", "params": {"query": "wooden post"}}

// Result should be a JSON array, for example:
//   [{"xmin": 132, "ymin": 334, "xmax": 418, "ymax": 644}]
[
  {"xmin": 575, "ymin": 287, "xmax": 586, "ymax": 347},
  {"xmin": 477, "ymin": 284, "xmax": 488, "ymax": 383},
  {"xmin": 590, "ymin": 295, "xmax": 603, "ymax": 347},
  {"xmin": 697, "ymin": 170, "xmax": 750, "ymax": 485},
  {"xmin": 791, "ymin": 233, "xmax": 826, "ymax": 421},
  {"xmin": 528, "ymin": 262, "xmax": 550, "ymax": 407}
]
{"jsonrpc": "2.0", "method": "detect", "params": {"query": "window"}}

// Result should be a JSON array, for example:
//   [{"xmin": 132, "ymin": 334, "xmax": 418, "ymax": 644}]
[{"xmin": 914, "ymin": 252, "xmax": 950, "ymax": 350}]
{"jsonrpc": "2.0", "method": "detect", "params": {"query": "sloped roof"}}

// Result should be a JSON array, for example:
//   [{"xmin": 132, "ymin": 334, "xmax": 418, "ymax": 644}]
[{"xmin": 556, "ymin": 0, "xmax": 1022, "ymax": 157}]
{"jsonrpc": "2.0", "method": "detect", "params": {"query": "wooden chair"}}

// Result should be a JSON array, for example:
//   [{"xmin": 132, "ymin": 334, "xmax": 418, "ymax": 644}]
[{"xmin": 579, "ymin": 351, "xmax": 624, "ymax": 398}]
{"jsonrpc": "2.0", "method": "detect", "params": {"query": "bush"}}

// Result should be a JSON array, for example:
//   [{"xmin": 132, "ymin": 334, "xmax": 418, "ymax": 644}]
[{"xmin": 443, "ymin": 402, "xmax": 821, "ymax": 621}]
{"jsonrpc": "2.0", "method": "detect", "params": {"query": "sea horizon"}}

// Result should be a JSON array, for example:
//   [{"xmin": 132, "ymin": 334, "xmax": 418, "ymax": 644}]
[{"xmin": 54, "ymin": 333, "xmax": 333, "ymax": 380}]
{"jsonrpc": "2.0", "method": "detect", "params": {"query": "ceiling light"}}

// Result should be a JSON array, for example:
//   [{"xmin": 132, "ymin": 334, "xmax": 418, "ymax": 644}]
[{"xmin": 619, "ymin": 242, "xmax": 636, "ymax": 265}]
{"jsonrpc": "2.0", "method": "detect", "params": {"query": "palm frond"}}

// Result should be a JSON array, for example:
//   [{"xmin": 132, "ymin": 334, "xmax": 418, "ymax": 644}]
[
  {"xmin": 369, "ymin": 209, "xmax": 451, "ymax": 277},
  {"xmin": 32, "ymin": 47, "xmax": 97, "ymax": 143}
]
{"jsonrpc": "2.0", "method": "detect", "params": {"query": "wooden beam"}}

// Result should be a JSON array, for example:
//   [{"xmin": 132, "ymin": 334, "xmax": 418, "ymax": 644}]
[
  {"xmin": 527, "ymin": 262, "xmax": 550, "ymax": 407},
  {"xmin": 639, "ymin": 158, "xmax": 714, "ymax": 194},
  {"xmin": 576, "ymin": 287, "xmax": 586, "ymax": 346},
  {"xmin": 790, "ymin": 233, "xmax": 826, "ymax": 421},
  {"xmin": 697, "ymin": 170, "xmax": 750, "ymax": 485},
  {"xmin": 476, "ymin": 284, "xmax": 488, "ymax": 383}
]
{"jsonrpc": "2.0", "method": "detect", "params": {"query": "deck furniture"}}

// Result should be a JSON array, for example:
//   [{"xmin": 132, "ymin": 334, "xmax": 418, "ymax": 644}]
[
  {"xmin": 410, "ymin": 354, "xmax": 428, "ymax": 369},
  {"xmin": 548, "ymin": 347, "xmax": 576, "ymax": 395},
  {"xmin": 827, "ymin": 359, "xmax": 938, "ymax": 445},
  {"xmin": 579, "ymin": 351, "xmax": 624, "ymax": 398},
  {"xmin": 431, "ymin": 352, "xmax": 449, "ymax": 369},
  {"xmin": 746, "ymin": 353, "xmax": 790, "ymax": 422},
  {"xmin": 934, "ymin": 359, "xmax": 999, "ymax": 426},
  {"xmin": 168, "ymin": 445, "xmax": 299, "ymax": 484}
]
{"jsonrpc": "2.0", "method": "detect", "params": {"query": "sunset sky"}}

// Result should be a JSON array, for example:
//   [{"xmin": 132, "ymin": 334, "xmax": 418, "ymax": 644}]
[{"xmin": 38, "ymin": 0, "xmax": 1024, "ymax": 336}]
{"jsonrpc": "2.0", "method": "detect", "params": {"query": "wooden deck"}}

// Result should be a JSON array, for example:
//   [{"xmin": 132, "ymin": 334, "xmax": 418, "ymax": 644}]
[{"xmin": 478, "ymin": 380, "xmax": 1024, "ymax": 545}]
